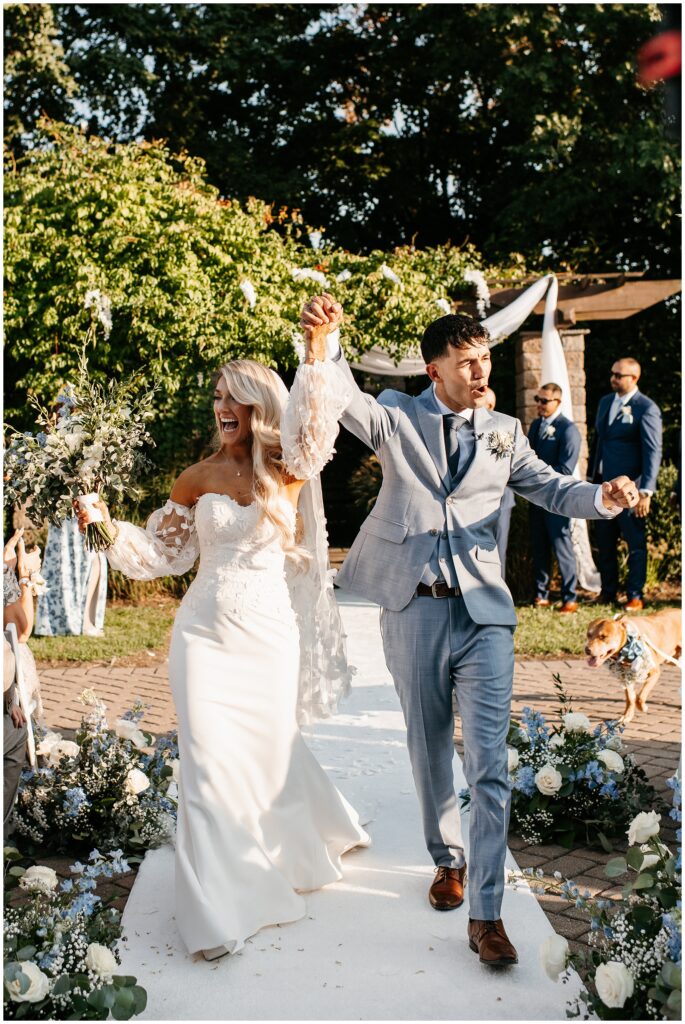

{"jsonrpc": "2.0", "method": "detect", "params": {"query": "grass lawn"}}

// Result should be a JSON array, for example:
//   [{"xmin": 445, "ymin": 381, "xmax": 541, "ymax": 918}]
[
  {"xmin": 31, "ymin": 599, "xmax": 178, "ymax": 665},
  {"xmin": 31, "ymin": 595, "xmax": 680, "ymax": 664},
  {"xmin": 514, "ymin": 598, "xmax": 680, "ymax": 657}
]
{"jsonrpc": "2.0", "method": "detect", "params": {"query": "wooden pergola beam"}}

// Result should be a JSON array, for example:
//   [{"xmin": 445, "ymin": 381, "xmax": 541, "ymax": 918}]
[{"xmin": 488, "ymin": 277, "xmax": 681, "ymax": 323}]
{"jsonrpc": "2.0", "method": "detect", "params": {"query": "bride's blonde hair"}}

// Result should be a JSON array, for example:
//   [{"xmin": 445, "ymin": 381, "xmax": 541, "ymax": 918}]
[{"xmin": 213, "ymin": 359, "xmax": 307, "ymax": 565}]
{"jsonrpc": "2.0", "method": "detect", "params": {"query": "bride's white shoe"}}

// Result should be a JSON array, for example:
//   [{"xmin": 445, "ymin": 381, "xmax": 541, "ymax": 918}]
[{"xmin": 202, "ymin": 945, "xmax": 230, "ymax": 962}]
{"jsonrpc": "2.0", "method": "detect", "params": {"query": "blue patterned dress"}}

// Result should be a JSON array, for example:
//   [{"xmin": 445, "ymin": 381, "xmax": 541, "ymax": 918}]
[{"xmin": 34, "ymin": 519, "xmax": 107, "ymax": 636}]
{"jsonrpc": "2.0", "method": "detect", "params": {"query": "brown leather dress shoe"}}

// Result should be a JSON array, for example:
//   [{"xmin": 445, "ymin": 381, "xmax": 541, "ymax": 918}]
[
  {"xmin": 558, "ymin": 601, "xmax": 578, "ymax": 614},
  {"xmin": 624, "ymin": 597, "xmax": 644, "ymax": 611},
  {"xmin": 468, "ymin": 918, "xmax": 518, "ymax": 966},
  {"xmin": 428, "ymin": 865, "xmax": 467, "ymax": 910}
]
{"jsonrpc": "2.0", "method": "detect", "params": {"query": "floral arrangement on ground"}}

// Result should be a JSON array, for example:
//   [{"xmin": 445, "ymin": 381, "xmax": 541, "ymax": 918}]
[
  {"xmin": 4, "ymin": 847, "xmax": 147, "ymax": 1020},
  {"xmin": 12, "ymin": 690, "xmax": 178, "ymax": 857},
  {"xmin": 520, "ymin": 775, "xmax": 681, "ymax": 1020},
  {"xmin": 460, "ymin": 676, "xmax": 658, "ymax": 848}
]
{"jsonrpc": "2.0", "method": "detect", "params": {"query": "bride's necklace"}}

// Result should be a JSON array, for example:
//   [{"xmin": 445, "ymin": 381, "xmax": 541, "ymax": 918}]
[{"xmin": 219, "ymin": 448, "xmax": 249, "ymax": 478}]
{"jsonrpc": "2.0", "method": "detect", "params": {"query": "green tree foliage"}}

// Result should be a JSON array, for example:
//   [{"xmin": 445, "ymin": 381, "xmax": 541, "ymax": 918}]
[
  {"xmin": 3, "ymin": 3, "xmax": 78, "ymax": 148},
  {"xmin": 5, "ymin": 4, "xmax": 678, "ymax": 273}
]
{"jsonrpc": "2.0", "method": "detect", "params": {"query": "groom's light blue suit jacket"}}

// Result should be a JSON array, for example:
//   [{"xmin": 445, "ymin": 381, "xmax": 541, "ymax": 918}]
[{"xmin": 332, "ymin": 355, "xmax": 607, "ymax": 624}]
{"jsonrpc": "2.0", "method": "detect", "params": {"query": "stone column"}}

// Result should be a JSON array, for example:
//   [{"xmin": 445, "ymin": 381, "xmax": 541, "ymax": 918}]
[{"xmin": 514, "ymin": 328, "xmax": 590, "ymax": 477}]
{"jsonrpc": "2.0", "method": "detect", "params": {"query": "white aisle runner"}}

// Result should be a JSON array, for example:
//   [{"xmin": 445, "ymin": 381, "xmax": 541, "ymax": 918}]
[{"xmin": 118, "ymin": 593, "xmax": 581, "ymax": 1020}]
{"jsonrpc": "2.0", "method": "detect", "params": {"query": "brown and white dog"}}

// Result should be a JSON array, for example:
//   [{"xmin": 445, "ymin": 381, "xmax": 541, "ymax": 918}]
[{"xmin": 585, "ymin": 608, "xmax": 682, "ymax": 723}]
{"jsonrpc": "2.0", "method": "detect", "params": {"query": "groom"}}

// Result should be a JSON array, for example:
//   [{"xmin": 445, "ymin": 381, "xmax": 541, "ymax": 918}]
[{"xmin": 302, "ymin": 295, "xmax": 639, "ymax": 967}]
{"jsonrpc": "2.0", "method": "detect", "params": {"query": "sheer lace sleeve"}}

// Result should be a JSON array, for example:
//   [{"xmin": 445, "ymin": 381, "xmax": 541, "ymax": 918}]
[
  {"xmin": 3, "ymin": 567, "xmax": 21, "ymax": 607},
  {"xmin": 281, "ymin": 360, "xmax": 352, "ymax": 481},
  {"xmin": 106, "ymin": 500, "xmax": 199, "ymax": 580}
]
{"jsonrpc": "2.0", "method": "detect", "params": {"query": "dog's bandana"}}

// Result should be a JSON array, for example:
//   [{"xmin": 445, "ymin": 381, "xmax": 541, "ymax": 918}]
[{"xmin": 607, "ymin": 622, "xmax": 657, "ymax": 684}]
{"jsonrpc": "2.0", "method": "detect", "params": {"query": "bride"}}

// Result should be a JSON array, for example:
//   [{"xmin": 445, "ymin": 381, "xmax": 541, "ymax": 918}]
[{"xmin": 76, "ymin": 341, "xmax": 368, "ymax": 960}]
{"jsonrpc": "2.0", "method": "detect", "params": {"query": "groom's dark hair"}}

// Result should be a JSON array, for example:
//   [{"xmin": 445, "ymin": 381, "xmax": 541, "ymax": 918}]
[{"xmin": 421, "ymin": 314, "xmax": 490, "ymax": 364}]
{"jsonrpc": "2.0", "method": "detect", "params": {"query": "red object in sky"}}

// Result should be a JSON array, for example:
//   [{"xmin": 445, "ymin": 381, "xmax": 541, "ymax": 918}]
[{"xmin": 638, "ymin": 29, "xmax": 682, "ymax": 83}]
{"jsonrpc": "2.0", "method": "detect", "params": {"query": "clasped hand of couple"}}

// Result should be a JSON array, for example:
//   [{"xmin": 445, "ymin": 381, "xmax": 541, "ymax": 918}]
[{"xmin": 300, "ymin": 292, "xmax": 640, "ymax": 515}]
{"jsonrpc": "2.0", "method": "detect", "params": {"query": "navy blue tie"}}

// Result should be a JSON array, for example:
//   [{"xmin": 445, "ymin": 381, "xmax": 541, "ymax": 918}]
[{"xmin": 444, "ymin": 414, "xmax": 468, "ymax": 481}]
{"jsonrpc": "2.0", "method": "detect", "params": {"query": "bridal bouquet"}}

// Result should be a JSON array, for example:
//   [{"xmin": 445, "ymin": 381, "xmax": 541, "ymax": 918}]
[
  {"xmin": 4, "ymin": 847, "xmax": 147, "ymax": 1020},
  {"xmin": 4, "ymin": 355, "xmax": 156, "ymax": 550}
]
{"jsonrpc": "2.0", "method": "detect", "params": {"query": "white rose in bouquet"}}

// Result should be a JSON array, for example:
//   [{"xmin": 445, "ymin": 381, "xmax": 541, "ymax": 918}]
[
  {"xmin": 595, "ymin": 960, "xmax": 634, "ymax": 1008},
  {"xmin": 539, "ymin": 934, "xmax": 569, "ymax": 981},
  {"xmin": 85, "ymin": 942, "xmax": 118, "ymax": 980},
  {"xmin": 7, "ymin": 961, "xmax": 51, "ymax": 1003},
  {"xmin": 47, "ymin": 740, "xmax": 80, "ymax": 764},
  {"xmin": 597, "ymin": 749, "xmax": 624, "ymax": 773},
  {"xmin": 548, "ymin": 732, "xmax": 565, "ymax": 749},
  {"xmin": 507, "ymin": 747, "xmax": 519, "ymax": 773},
  {"xmin": 36, "ymin": 730, "xmax": 62, "ymax": 757},
  {"xmin": 605, "ymin": 735, "xmax": 623, "ymax": 751},
  {"xmin": 627, "ymin": 810, "xmax": 661, "ymax": 846},
  {"xmin": 19, "ymin": 865, "xmax": 59, "ymax": 893},
  {"xmin": 535, "ymin": 764, "xmax": 563, "ymax": 795},
  {"xmin": 562, "ymin": 712, "xmax": 591, "ymax": 733},
  {"xmin": 115, "ymin": 718, "xmax": 148, "ymax": 749},
  {"xmin": 125, "ymin": 767, "xmax": 150, "ymax": 796}
]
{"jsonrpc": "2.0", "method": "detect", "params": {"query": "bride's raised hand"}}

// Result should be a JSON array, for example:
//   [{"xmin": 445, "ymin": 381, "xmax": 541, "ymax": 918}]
[
  {"xmin": 73, "ymin": 497, "xmax": 112, "ymax": 534},
  {"xmin": 301, "ymin": 294, "xmax": 343, "ymax": 363}
]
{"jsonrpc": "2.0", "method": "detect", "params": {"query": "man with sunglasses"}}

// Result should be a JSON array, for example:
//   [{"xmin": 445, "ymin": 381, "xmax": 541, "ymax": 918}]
[
  {"xmin": 589, "ymin": 358, "xmax": 662, "ymax": 610},
  {"xmin": 528, "ymin": 384, "xmax": 581, "ymax": 613}
]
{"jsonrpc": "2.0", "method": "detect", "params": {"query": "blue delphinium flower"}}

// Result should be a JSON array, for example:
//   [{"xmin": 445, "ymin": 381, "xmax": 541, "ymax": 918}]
[
  {"xmin": 63, "ymin": 786, "xmax": 89, "ymax": 818},
  {"xmin": 513, "ymin": 765, "xmax": 537, "ymax": 797},
  {"xmin": 519, "ymin": 707, "xmax": 550, "ymax": 748}
]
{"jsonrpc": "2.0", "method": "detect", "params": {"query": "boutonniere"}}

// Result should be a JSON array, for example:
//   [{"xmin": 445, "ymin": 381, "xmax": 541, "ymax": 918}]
[
  {"xmin": 544, "ymin": 425, "xmax": 556, "ymax": 438},
  {"xmin": 477, "ymin": 429, "xmax": 515, "ymax": 459},
  {"xmin": 620, "ymin": 404, "xmax": 633, "ymax": 424}
]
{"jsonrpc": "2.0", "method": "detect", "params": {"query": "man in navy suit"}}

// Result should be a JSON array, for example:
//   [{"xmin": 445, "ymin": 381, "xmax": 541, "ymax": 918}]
[
  {"xmin": 528, "ymin": 383, "xmax": 582, "ymax": 613},
  {"xmin": 589, "ymin": 357, "xmax": 662, "ymax": 610}
]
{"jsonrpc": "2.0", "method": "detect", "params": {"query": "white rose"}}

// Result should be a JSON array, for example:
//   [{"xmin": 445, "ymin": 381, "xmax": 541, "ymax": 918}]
[
  {"xmin": 597, "ymin": 749, "xmax": 624, "ymax": 773},
  {"xmin": 7, "ymin": 961, "xmax": 51, "ymax": 1003},
  {"xmin": 627, "ymin": 810, "xmax": 661, "ymax": 846},
  {"xmin": 62, "ymin": 429, "xmax": 85, "ymax": 452},
  {"xmin": 125, "ymin": 767, "xmax": 150, "ymax": 796},
  {"xmin": 507, "ymin": 747, "xmax": 519, "ymax": 773},
  {"xmin": 539, "ymin": 934, "xmax": 569, "ymax": 981},
  {"xmin": 595, "ymin": 960, "xmax": 634, "ymax": 1008},
  {"xmin": 170, "ymin": 758, "xmax": 180, "ymax": 783},
  {"xmin": 47, "ymin": 740, "xmax": 80, "ymax": 764},
  {"xmin": 115, "ymin": 719, "xmax": 147, "ymax": 749},
  {"xmin": 548, "ymin": 732, "xmax": 565, "ymax": 749},
  {"xmin": 85, "ymin": 942, "xmax": 118, "ymax": 980},
  {"xmin": 562, "ymin": 712, "xmax": 591, "ymax": 733},
  {"xmin": 19, "ymin": 865, "xmax": 59, "ymax": 893},
  {"xmin": 535, "ymin": 763, "xmax": 563, "ymax": 796},
  {"xmin": 639, "ymin": 844, "xmax": 660, "ymax": 869},
  {"xmin": 36, "ymin": 730, "xmax": 62, "ymax": 756},
  {"xmin": 605, "ymin": 735, "xmax": 623, "ymax": 752}
]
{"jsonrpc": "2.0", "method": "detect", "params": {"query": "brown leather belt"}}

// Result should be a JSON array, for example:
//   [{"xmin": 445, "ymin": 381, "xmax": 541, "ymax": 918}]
[{"xmin": 416, "ymin": 581, "xmax": 461, "ymax": 599}]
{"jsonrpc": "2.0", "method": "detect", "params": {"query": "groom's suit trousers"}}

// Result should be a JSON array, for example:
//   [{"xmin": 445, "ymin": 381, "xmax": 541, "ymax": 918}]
[{"xmin": 381, "ymin": 594, "xmax": 514, "ymax": 921}]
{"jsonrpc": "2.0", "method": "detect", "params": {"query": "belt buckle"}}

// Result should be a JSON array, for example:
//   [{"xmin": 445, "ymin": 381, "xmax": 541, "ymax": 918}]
[{"xmin": 431, "ymin": 581, "xmax": 445, "ymax": 598}]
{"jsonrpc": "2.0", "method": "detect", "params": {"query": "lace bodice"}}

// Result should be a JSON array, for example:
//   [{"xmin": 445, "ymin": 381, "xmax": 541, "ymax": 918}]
[
  {"xmin": 194, "ymin": 493, "xmax": 293, "ymax": 574},
  {"xmin": 188, "ymin": 493, "xmax": 297, "ymax": 619}
]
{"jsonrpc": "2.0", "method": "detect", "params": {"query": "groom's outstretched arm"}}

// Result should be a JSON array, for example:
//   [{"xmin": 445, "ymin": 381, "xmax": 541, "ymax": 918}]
[{"xmin": 301, "ymin": 294, "xmax": 399, "ymax": 453}]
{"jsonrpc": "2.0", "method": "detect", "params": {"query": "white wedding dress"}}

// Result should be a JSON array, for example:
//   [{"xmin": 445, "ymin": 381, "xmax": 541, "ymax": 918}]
[{"xmin": 106, "ymin": 364, "xmax": 368, "ymax": 956}]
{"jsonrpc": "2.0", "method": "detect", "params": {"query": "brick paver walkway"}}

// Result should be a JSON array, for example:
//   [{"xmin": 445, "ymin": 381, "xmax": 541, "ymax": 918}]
[{"xmin": 36, "ymin": 654, "xmax": 681, "ymax": 953}]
